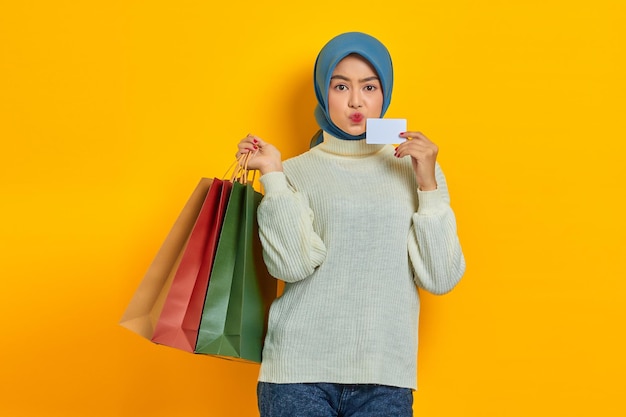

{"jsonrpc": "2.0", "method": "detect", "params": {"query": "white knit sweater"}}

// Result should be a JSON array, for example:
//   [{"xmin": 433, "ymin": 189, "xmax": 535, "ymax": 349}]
[{"xmin": 256, "ymin": 132, "xmax": 465, "ymax": 389}]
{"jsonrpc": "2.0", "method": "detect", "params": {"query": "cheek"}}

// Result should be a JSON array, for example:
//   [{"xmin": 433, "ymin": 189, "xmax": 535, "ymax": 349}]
[
  {"xmin": 370, "ymin": 94, "xmax": 384, "ymax": 115},
  {"xmin": 327, "ymin": 91, "xmax": 340, "ymax": 108},
  {"xmin": 327, "ymin": 94, "xmax": 342, "ymax": 118}
]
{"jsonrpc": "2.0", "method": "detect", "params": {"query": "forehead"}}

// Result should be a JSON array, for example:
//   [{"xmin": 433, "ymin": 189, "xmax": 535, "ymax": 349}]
[{"xmin": 331, "ymin": 54, "xmax": 378, "ymax": 77}]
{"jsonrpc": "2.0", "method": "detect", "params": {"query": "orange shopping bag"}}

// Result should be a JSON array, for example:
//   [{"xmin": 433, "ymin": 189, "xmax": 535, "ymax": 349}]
[{"xmin": 119, "ymin": 178, "xmax": 213, "ymax": 339}]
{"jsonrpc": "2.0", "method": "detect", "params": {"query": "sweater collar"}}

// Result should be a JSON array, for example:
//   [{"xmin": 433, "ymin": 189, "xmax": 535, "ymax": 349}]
[{"xmin": 316, "ymin": 131, "xmax": 386, "ymax": 157}]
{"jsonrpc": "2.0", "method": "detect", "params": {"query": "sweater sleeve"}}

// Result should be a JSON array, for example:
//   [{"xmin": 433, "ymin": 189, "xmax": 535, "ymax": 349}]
[
  {"xmin": 408, "ymin": 163, "xmax": 466, "ymax": 294},
  {"xmin": 257, "ymin": 171, "xmax": 327, "ymax": 282}
]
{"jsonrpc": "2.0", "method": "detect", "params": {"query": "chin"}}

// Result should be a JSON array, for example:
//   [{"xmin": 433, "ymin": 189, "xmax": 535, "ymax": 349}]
[{"xmin": 343, "ymin": 127, "xmax": 365, "ymax": 136}]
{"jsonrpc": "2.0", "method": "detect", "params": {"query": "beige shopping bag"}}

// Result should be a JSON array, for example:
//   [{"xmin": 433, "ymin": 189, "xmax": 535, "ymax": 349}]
[{"xmin": 119, "ymin": 178, "xmax": 213, "ymax": 339}]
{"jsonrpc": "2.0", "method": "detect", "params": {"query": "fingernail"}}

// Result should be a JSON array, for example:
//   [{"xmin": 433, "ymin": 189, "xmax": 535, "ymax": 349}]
[
  {"xmin": 253, "ymin": 145, "xmax": 258, "ymax": 150},
  {"xmin": 253, "ymin": 139, "xmax": 258, "ymax": 143}
]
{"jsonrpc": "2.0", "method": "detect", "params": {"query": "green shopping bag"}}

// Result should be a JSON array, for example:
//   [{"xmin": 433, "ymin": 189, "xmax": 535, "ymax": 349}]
[{"xmin": 195, "ymin": 180, "xmax": 276, "ymax": 363}]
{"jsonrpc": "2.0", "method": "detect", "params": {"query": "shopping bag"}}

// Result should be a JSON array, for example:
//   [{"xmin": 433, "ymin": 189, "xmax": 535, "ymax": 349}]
[
  {"xmin": 195, "ymin": 178, "xmax": 277, "ymax": 363},
  {"xmin": 224, "ymin": 182, "xmax": 277, "ymax": 362},
  {"xmin": 151, "ymin": 178, "xmax": 233, "ymax": 352},
  {"xmin": 119, "ymin": 178, "xmax": 213, "ymax": 339}
]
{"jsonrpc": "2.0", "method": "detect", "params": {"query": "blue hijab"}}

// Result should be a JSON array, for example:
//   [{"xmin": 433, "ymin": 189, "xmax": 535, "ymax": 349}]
[{"xmin": 311, "ymin": 32, "xmax": 394, "ymax": 146}]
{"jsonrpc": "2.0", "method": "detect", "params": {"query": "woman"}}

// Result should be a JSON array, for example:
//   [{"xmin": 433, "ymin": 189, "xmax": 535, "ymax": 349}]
[{"xmin": 237, "ymin": 32, "xmax": 465, "ymax": 417}]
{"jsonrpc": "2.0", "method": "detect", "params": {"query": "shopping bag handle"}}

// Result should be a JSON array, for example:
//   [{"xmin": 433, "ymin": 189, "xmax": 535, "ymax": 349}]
[{"xmin": 223, "ymin": 152, "xmax": 258, "ymax": 185}]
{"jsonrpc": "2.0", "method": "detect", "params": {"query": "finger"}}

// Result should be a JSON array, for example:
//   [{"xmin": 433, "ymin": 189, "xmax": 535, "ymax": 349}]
[
  {"xmin": 400, "ymin": 131, "xmax": 429, "ymax": 141},
  {"xmin": 395, "ymin": 144, "xmax": 437, "ymax": 161},
  {"xmin": 396, "ymin": 140, "xmax": 428, "ymax": 154},
  {"xmin": 247, "ymin": 134, "xmax": 267, "ymax": 149},
  {"xmin": 238, "ymin": 139, "xmax": 259, "ymax": 153},
  {"xmin": 235, "ymin": 148, "xmax": 255, "ymax": 157},
  {"xmin": 237, "ymin": 146, "xmax": 255, "ymax": 156}
]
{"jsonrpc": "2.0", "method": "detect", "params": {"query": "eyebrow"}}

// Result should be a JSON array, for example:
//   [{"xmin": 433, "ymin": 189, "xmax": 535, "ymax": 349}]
[{"xmin": 330, "ymin": 75, "xmax": 380, "ymax": 83}]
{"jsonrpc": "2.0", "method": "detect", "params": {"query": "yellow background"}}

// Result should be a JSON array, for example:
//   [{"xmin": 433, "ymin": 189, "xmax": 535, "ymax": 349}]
[{"xmin": 1, "ymin": 1, "xmax": 624, "ymax": 416}]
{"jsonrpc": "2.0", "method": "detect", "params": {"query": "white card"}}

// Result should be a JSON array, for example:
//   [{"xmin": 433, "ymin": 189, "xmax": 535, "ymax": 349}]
[{"xmin": 365, "ymin": 118, "xmax": 407, "ymax": 144}]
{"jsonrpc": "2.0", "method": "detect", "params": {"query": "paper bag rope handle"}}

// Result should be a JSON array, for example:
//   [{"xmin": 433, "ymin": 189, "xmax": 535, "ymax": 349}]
[{"xmin": 223, "ymin": 151, "xmax": 258, "ymax": 185}]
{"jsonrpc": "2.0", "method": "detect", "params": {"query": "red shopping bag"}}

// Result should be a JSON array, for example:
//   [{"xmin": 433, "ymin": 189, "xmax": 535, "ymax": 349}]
[{"xmin": 151, "ymin": 178, "xmax": 232, "ymax": 352}]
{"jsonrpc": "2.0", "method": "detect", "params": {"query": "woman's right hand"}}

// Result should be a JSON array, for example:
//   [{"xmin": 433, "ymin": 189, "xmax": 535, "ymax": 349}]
[{"xmin": 236, "ymin": 134, "xmax": 283, "ymax": 175}]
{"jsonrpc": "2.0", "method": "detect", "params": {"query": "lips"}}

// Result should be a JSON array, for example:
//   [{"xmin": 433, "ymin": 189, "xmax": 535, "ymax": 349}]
[{"xmin": 350, "ymin": 113, "xmax": 364, "ymax": 123}]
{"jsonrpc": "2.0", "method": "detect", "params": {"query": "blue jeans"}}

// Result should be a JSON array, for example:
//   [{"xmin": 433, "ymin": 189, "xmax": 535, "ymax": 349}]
[{"xmin": 257, "ymin": 382, "xmax": 413, "ymax": 417}]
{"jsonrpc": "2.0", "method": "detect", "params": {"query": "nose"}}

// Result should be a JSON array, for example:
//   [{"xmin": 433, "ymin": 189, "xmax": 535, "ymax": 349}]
[{"xmin": 348, "ymin": 90, "xmax": 363, "ymax": 108}]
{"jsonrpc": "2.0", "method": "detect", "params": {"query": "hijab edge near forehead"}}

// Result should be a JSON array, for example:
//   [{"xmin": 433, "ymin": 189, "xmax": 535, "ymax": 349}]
[{"xmin": 313, "ymin": 32, "xmax": 394, "ymax": 141}]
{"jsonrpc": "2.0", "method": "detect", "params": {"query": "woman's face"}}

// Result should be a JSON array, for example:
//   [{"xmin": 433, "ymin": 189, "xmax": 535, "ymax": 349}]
[{"xmin": 327, "ymin": 54, "xmax": 383, "ymax": 136}]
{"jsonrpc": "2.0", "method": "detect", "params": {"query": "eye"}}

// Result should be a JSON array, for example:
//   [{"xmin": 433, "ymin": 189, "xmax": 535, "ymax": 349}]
[
  {"xmin": 333, "ymin": 84, "xmax": 348, "ymax": 91},
  {"xmin": 364, "ymin": 85, "xmax": 377, "ymax": 92}
]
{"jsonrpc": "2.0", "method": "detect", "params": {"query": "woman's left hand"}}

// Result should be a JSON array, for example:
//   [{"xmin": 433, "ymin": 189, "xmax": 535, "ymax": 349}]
[{"xmin": 394, "ymin": 131, "xmax": 438, "ymax": 191}]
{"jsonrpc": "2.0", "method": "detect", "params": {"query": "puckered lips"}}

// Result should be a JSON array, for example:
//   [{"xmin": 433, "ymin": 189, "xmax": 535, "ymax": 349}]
[{"xmin": 349, "ymin": 112, "xmax": 364, "ymax": 123}]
